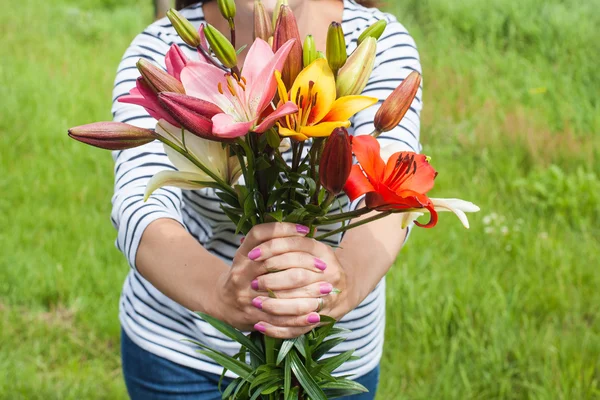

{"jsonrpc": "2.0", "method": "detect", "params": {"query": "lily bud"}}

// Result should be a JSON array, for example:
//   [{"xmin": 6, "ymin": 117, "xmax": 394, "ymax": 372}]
[
  {"xmin": 137, "ymin": 59, "xmax": 184, "ymax": 94},
  {"xmin": 158, "ymin": 92, "xmax": 223, "ymax": 140},
  {"xmin": 316, "ymin": 51, "xmax": 326, "ymax": 59},
  {"xmin": 217, "ymin": 0, "xmax": 236, "ymax": 21},
  {"xmin": 374, "ymin": 71, "xmax": 421, "ymax": 134},
  {"xmin": 68, "ymin": 122, "xmax": 156, "ymax": 150},
  {"xmin": 336, "ymin": 37, "xmax": 376, "ymax": 96},
  {"xmin": 319, "ymin": 127, "xmax": 352, "ymax": 195},
  {"xmin": 326, "ymin": 22, "xmax": 347, "ymax": 75},
  {"xmin": 272, "ymin": 0, "xmax": 288, "ymax": 29},
  {"xmin": 357, "ymin": 19, "xmax": 387, "ymax": 45},
  {"xmin": 272, "ymin": 4, "xmax": 302, "ymax": 88},
  {"xmin": 203, "ymin": 24, "xmax": 238, "ymax": 69},
  {"xmin": 166, "ymin": 9, "xmax": 201, "ymax": 48},
  {"xmin": 253, "ymin": 0, "xmax": 272, "ymax": 41},
  {"xmin": 303, "ymin": 35, "xmax": 317, "ymax": 67}
]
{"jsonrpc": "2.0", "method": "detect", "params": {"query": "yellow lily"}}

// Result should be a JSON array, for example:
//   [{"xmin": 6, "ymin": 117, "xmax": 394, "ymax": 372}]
[{"xmin": 275, "ymin": 58, "xmax": 377, "ymax": 141}]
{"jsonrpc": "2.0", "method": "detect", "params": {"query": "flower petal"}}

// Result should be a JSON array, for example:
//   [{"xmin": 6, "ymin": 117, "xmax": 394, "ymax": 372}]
[
  {"xmin": 343, "ymin": 164, "xmax": 375, "ymax": 201},
  {"xmin": 299, "ymin": 121, "xmax": 351, "ymax": 137},
  {"xmin": 399, "ymin": 211, "xmax": 424, "ymax": 229},
  {"xmin": 211, "ymin": 113, "xmax": 254, "ymax": 138},
  {"xmin": 241, "ymin": 38, "xmax": 275, "ymax": 85},
  {"xmin": 119, "ymin": 78, "xmax": 179, "ymax": 126},
  {"xmin": 254, "ymin": 101, "xmax": 298, "ymax": 133},
  {"xmin": 321, "ymin": 95, "xmax": 378, "ymax": 122},
  {"xmin": 165, "ymin": 44, "xmax": 189, "ymax": 81},
  {"xmin": 144, "ymin": 170, "xmax": 212, "ymax": 201},
  {"xmin": 384, "ymin": 153, "xmax": 436, "ymax": 194},
  {"xmin": 180, "ymin": 61, "xmax": 229, "ymax": 109},
  {"xmin": 430, "ymin": 198, "xmax": 480, "ymax": 229},
  {"xmin": 278, "ymin": 125, "xmax": 308, "ymax": 141},
  {"xmin": 246, "ymin": 39, "xmax": 296, "ymax": 116},
  {"xmin": 290, "ymin": 58, "xmax": 336, "ymax": 125},
  {"xmin": 351, "ymin": 135, "xmax": 385, "ymax": 182}
]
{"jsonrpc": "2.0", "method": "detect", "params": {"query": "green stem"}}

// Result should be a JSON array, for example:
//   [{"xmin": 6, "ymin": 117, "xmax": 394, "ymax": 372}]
[
  {"xmin": 313, "ymin": 207, "xmax": 372, "ymax": 226},
  {"xmin": 158, "ymin": 136, "xmax": 237, "ymax": 198},
  {"xmin": 314, "ymin": 211, "xmax": 392, "ymax": 241}
]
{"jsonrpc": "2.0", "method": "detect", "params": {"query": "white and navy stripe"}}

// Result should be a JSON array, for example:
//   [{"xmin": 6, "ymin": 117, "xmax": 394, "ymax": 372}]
[{"xmin": 111, "ymin": 0, "xmax": 422, "ymax": 380}]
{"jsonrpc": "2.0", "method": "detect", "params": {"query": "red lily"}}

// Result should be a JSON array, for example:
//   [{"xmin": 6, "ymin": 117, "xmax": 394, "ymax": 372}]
[{"xmin": 344, "ymin": 135, "xmax": 439, "ymax": 227}]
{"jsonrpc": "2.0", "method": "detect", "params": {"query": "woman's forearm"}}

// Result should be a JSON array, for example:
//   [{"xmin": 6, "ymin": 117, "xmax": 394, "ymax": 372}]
[
  {"xmin": 336, "ymin": 209, "xmax": 408, "ymax": 310},
  {"xmin": 135, "ymin": 218, "xmax": 230, "ymax": 313}
]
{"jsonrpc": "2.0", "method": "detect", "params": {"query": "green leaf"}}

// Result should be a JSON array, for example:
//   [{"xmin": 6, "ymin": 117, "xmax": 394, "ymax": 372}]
[
  {"xmin": 265, "ymin": 210, "xmax": 284, "ymax": 223},
  {"xmin": 318, "ymin": 350, "xmax": 355, "ymax": 374},
  {"xmin": 255, "ymin": 156, "xmax": 271, "ymax": 171},
  {"xmin": 196, "ymin": 349, "xmax": 253, "ymax": 379},
  {"xmin": 249, "ymin": 379, "xmax": 282, "ymax": 400},
  {"xmin": 313, "ymin": 337, "xmax": 346, "ymax": 360},
  {"xmin": 249, "ymin": 370, "xmax": 281, "ymax": 391},
  {"xmin": 284, "ymin": 353, "xmax": 292, "ymax": 399},
  {"xmin": 293, "ymin": 335, "xmax": 307, "ymax": 358},
  {"xmin": 286, "ymin": 386, "xmax": 299, "ymax": 400},
  {"xmin": 197, "ymin": 313, "xmax": 265, "ymax": 363},
  {"xmin": 321, "ymin": 379, "xmax": 369, "ymax": 398},
  {"xmin": 266, "ymin": 129, "xmax": 281, "ymax": 149},
  {"xmin": 276, "ymin": 339, "xmax": 297, "ymax": 366},
  {"xmin": 289, "ymin": 350, "xmax": 327, "ymax": 400},
  {"xmin": 236, "ymin": 44, "xmax": 248, "ymax": 54},
  {"xmin": 216, "ymin": 191, "xmax": 240, "ymax": 208}
]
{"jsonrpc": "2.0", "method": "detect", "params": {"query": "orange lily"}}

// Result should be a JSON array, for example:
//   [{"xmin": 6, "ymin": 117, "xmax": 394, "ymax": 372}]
[{"xmin": 275, "ymin": 58, "xmax": 377, "ymax": 141}]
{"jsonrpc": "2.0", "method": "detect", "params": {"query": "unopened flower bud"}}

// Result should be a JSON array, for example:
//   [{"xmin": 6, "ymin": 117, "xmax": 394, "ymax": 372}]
[
  {"xmin": 166, "ymin": 9, "xmax": 201, "ymax": 48},
  {"xmin": 320, "ymin": 127, "xmax": 352, "ymax": 194},
  {"xmin": 136, "ymin": 59, "xmax": 184, "ymax": 94},
  {"xmin": 203, "ymin": 24, "xmax": 238, "ymax": 69},
  {"xmin": 303, "ymin": 35, "xmax": 317, "ymax": 67},
  {"xmin": 68, "ymin": 122, "xmax": 156, "ymax": 150},
  {"xmin": 374, "ymin": 71, "xmax": 421, "ymax": 135},
  {"xmin": 253, "ymin": 0, "xmax": 272, "ymax": 41},
  {"xmin": 217, "ymin": 0, "xmax": 236, "ymax": 21},
  {"xmin": 316, "ymin": 51, "xmax": 326, "ymax": 60},
  {"xmin": 272, "ymin": 4, "xmax": 302, "ymax": 88},
  {"xmin": 357, "ymin": 19, "xmax": 387, "ymax": 45},
  {"xmin": 336, "ymin": 37, "xmax": 376, "ymax": 96},
  {"xmin": 158, "ymin": 92, "xmax": 222, "ymax": 140},
  {"xmin": 272, "ymin": 0, "xmax": 288, "ymax": 29},
  {"xmin": 326, "ymin": 22, "xmax": 347, "ymax": 75}
]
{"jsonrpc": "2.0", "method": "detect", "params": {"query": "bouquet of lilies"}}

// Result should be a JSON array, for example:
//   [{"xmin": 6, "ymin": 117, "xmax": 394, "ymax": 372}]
[{"xmin": 69, "ymin": 0, "xmax": 479, "ymax": 398}]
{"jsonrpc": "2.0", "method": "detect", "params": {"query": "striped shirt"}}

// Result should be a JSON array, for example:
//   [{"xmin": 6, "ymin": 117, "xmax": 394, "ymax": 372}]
[{"xmin": 111, "ymin": 0, "xmax": 422, "ymax": 380}]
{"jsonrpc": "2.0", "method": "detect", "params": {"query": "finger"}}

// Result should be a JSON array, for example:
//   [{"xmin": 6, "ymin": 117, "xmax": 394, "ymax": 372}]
[
  {"xmin": 239, "ymin": 223, "xmax": 310, "ymax": 257},
  {"xmin": 254, "ymin": 314, "xmax": 321, "ymax": 338},
  {"xmin": 247, "ymin": 236, "xmax": 328, "ymax": 262},
  {"xmin": 252, "ymin": 296, "xmax": 324, "ymax": 316},
  {"xmin": 254, "ymin": 268, "xmax": 322, "ymax": 291},
  {"xmin": 261, "ymin": 251, "xmax": 327, "ymax": 274},
  {"xmin": 262, "ymin": 282, "xmax": 334, "ymax": 299}
]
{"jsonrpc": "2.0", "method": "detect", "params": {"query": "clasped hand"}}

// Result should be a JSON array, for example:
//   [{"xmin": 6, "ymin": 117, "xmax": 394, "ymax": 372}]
[{"xmin": 211, "ymin": 223, "xmax": 351, "ymax": 338}]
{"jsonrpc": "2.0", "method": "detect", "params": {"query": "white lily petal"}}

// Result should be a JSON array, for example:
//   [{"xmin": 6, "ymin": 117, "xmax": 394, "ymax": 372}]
[
  {"xmin": 430, "ymin": 198, "xmax": 480, "ymax": 229},
  {"xmin": 144, "ymin": 171, "xmax": 212, "ymax": 201},
  {"xmin": 156, "ymin": 120, "xmax": 242, "ymax": 185},
  {"xmin": 400, "ymin": 211, "xmax": 423, "ymax": 229}
]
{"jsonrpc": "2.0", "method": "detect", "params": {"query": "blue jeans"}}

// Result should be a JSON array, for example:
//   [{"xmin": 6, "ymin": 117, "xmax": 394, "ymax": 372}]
[{"xmin": 122, "ymin": 329, "xmax": 379, "ymax": 399}]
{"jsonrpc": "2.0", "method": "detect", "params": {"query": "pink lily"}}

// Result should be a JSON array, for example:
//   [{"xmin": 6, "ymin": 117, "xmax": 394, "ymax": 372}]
[
  {"xmin": 180, "ymin": 38, "xmax": 299, "ymax": 139},
  {"xmin": 165, "ymin": 44, "xmax": 190, "ymax": 80},
  {"xmin": 119, "ymin": 77, "xmax": 180, "ymax": 126}
]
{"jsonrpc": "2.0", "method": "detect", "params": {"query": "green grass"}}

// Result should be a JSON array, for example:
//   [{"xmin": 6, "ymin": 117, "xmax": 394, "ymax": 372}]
[{"xmin": 1, "ymin": 0, "xmax": 598, "ymax": 398}]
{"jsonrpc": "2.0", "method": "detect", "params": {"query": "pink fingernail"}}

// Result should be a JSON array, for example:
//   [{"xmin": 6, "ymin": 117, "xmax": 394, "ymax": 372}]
[
  {"xmin": 254, "ymin": 323, "xmax": 266, "ymax": 333},
  {"xmin": 314, "ymin": 258, "xmax": 327, "ymax": 271},
  {"xmin": 252, "ymin": 298, "xmax": 263, "ymax": 309},
  {"xmin": 248, "ymin": 248, "xmax": 261, "ymax": 260},
  {"xmin": 320, "ymin": 283, "xmax": 333, "ymax": 295},
  {"xmin": 307, "ymin": 313, "xmax": 320, "ymax": 324},
  {"xmin": 251, "ymin": 279, "xmax": 259, "ymax": 290},
  {"xmin": 296, "ymin": 224, "xmax": 310, "ymax": 234},
  {"xmin": 240, "ymin": 236, "xmax": 245, "ymax": 244}
]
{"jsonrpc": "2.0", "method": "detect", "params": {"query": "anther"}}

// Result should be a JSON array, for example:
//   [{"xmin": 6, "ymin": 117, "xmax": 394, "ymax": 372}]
[{"xmin": 217, "ymin": 82, "xmax": 224, "ymax": 94}]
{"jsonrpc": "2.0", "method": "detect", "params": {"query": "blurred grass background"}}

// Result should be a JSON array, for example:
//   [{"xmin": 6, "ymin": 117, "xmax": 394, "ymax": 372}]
[{"xmin": 0, "ymin": 0, "xmax": 598, "ymax": 398}]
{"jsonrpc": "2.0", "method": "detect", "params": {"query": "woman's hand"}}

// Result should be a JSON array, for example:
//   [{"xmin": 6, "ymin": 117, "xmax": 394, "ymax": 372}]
[
  {"xmin": 247, "ymin": 234, "xmax": 355, "ymax": 338},
  {"xmin": 208, "ymin": 222, "xmax": 330, "ymax": 335}
]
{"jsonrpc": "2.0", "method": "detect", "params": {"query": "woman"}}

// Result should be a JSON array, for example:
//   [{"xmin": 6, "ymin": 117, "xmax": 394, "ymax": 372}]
[{"xmin": 112, "ymin": 0, "xmax": 422, "ymax": 398}]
